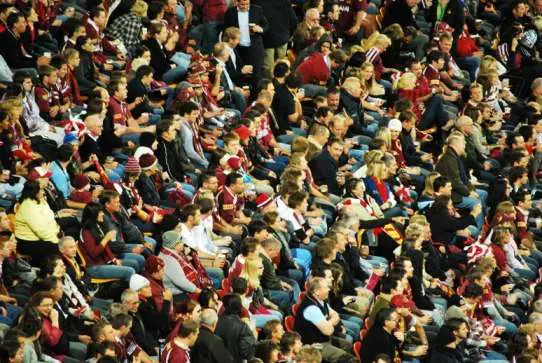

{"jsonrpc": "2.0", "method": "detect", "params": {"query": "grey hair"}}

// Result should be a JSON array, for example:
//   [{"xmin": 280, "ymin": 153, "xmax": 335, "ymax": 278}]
[
  {"xmin": 120, "ymin": 289, "xmax": 138, "ymax": 303},
  {"xmin": 58, "ymin": 236, "xmax": 76, "ymax": 250},
  {"xmin": 200, "ymin": 308, "xmax": 218, "ymax": 327},
  {"xmin": 108, "ymin": 302, "xmax": 127, "ymax": 318}
]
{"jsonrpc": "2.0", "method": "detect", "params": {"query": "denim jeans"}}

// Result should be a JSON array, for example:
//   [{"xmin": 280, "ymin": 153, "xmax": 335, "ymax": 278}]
[
  {"xmin": 86, "ymin": 264, "xmax": 136, "ymax": 282},
  {"xmin": 118, "ymin": 251, "xmax": 146, "ymax": 272},
  {"xmin": 456, "ymin": 56, "xmax": 481, "ymax": 82},
  {"xmin": 456, "ymin": 188, "xmax": 488, "ymax": 229},
  {"xmin": 0, "ymin": 303, "xmax": 22, "ymax": 326},
  {"xmin": 292, "ymin": 248, "xmax": 312, "ymax": 277}
]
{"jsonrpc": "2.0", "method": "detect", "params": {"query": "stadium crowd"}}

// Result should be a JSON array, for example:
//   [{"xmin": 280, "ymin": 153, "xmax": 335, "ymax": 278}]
[{"xmin": 1, "ymin": 0, "xmax": 542, "ymax": 362}]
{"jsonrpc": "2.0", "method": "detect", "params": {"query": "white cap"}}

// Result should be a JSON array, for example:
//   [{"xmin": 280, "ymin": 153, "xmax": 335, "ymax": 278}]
[
  {"xmin": 129, "ymin": 274, "xmax": 150, "ymax": 291},
  {"xmin": 388, "ymin": 118, "xmax": 402, "ymax": 132}
]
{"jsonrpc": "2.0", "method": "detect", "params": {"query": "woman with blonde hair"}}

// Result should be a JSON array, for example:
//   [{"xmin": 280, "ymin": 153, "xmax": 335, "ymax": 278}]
[
  {"xmin": 360, "ymin": 32, "xmax": 398, "ymax": 92},
  {"xmin": 364, "ymin": 160, "xmax": 405, "ymax": 218},
  {"xmin": 239, "ymin": 255, "xmax": 283, "ymax": 327}
]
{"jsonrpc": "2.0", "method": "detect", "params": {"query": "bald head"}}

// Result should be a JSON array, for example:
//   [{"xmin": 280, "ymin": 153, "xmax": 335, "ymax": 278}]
[{"xmin": 85, "ymin": 114, "xmax": 104, "ymax": 136}]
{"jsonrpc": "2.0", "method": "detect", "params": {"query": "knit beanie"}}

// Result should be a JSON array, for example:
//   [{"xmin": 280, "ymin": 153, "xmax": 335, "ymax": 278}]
[
  {"xmin": 139, "ymin": 153, "xmax": 158, "ymax": 170},
  {"xmin": 125, "ymin": 157, "xmax": 141, "ymax": 174}
]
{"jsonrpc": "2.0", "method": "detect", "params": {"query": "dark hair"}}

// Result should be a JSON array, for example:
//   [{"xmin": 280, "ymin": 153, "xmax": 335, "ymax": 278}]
[
  {"xmin": 240, "ymin": 237, "xmax": 259, "ymax": 256},
  {"xmin": 82, "ymin": 202, "xmax": 104, "ymax": 228},
  {"xmin": 288, "ymin": 191, "xmax": 308, "ymax": 209},
  {"xmin": 509, "ymin": 166, "xmax": 528, "ymax": 184},
  {"xmin": 19, "ymin": 181, "xmax": 42, "ymax": 203},
  {"xmin": 56, "ymin": 144, "xmax": 74, "ymax": 163},
  {"xmin": 231, "ymin": 277, "xmax": 249, "ymax": 294},
  {"xmin": 89, "ymin": 6, "xmax": 105, "ymax": 20},
  {"xmin": 176, "ymin": 101, "xmax": 200, "ymax": 116},
  {"xmin": 222, "ymin": 294, "xmax": 243, "ymax": 316},
  {"xmin": 379, "ymin": 277, "xmax": 399, "ymax": 294},
  {"xmin": 273, "ymin": 62, "xmax": 290, "ymax": 78},
  {"xmin": 255, "ymin": 340, "xmax": 280, "ymax": 362},
  {"xmin": 178, "ymin": 203, "xmax": 200, "ymax": 222},
  {"xmin": 139, "ymin": 132, "xmax": 156, "ymax": 148},
  {"xmin": 508, "ymin": 332, "xmax": 531, "ymax": 359},
  {"xmin": 427, "ymin": 50, "xmax": 445, "ymax": 63},
  {"xmin": 178, "ymin": 319, "xmax": 199, "ymax": 338},
  {"xmin": 198, "ymin": 288, "xmax": 218, "ymax": 309},
  {"xmin": 285, "ymin": 74, "xmax": 302, "ymax": 89},
  {"xmin": 249, "ymin": 220, "xmax": 268, "ymax": 237},
  {"xmin": 373, "ymin": 308, "xmax": 395, "ymax": 329},
  {"xmin": 198, "ymin": 198, "xmax": 214, "ymax": 214},
  {"xmin": 463, "ymin": 283, "xmax": 483, "ymax": 298},
  {"xmin": 434, "ymin": 325, "xmax": 456, "ymax": 348},
  {"xmin": 429, "ymin": 195, "xmax": 452, "ymax": 215},
  {"xmin": 225, "ymin": 173, "xmax": 242, "ymax": 187},
  {"xmin": 6, "ymin": 12, "xmax": 23, "ymax": 30},
  {"xmin": 39, "ymin": 256, "xmax": 63, "ymax": 279},
  {"xmin": 147, "ymin": 1, "xmax": 165, "ymax": 20},
  {"xmin": 99, "ymin": 190, "xmax": 120, "ymax": 206},
  {"xmin": 135, "ymin": 65, "xmax": 153, "ymax": 79},
  {"xmin": 280, "ymin": 331, "xmax": 301, "ymax": 354},
  {"xmin": 110, "ymin": 313, "xmax": 132, "ymax": 329},
  {"xmin": 156, "ymin": 118, "xmax": 173, "ymax": 138},
  {"xmin": 62, "ymin": 17, "xmax": 84, "ymax": 38},
  {"xmin": 433, "ymin": 176, "xmax": 451, "ymax": 193},
  {"xmin": 512, "ymin": 188, "xmax": 530, "ymax": 205}
]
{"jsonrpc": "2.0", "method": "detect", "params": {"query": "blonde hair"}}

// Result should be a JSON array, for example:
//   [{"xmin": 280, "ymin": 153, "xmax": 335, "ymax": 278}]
[
  {"xmin": 342, "ymin": 77, "xmax": 361, "ymax": 95},
  {"xmin": 366, "ymin": 160, "xmax": 387, "ymax": 180},
  {"xmin": 240, "ymin": 255, "xmax": 263, "ymax": 289},
  {"xmin": 405, "ymin": 223, "xmax": 424, "ymax": 242},
  {"xmin": 495, "ymin": 201, "xmax": 515, "ymax": 215},
  {"xmin": 291, "ymin": 137, "xmax": 309, "ymax": 154},
  {"xmin": 397, "ymin": 72, "xmax": 417, "ymax": 90},
  {"xmin": 409, "ymin": 214, "xmax": 429, "ymax": 226},
  {"xmin": 376, "ymin": 127, "xmax": 392, "ymax": 149},
  {"xmin": 289, "ymin": 152, "xmax": 307, "ymax": 168},
  {"xmin": 363, "ymin": 150, "xmax": 384, "ymax": 165},
  {"xmin": 360, "ymin": 32, "xmax": 391, "ymax": 52},
  {"xmin": 131, "ymin": 0, "xmax": 148, "ymax": 17},
  {"xmin": 479, "ymin": 55, "xmax": 499, "ymax": 76},
  {"xmin": 423, "ymin": 172, "xmax": 441, "ymax": 196}
]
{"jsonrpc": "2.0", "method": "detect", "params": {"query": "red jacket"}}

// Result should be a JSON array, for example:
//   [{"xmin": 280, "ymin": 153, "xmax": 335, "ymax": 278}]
[
  {"xmin": 80, "ymin": 228, "xmax": 117, "ymax": 265},
  {"xmin": 296, "ymin": 52, "xmax": 331, "ymax": 85}
]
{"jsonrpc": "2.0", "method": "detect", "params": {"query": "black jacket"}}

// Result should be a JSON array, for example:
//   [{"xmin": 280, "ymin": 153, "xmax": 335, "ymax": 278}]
[
  {"xmin": 253, "ymin": 0, "xmax": 297, "ymax": 48},
  {"xmin": 435, "ymin": 147, "xmax": 472, "ymax": 203},
  {"xmin": 382, "ymin": 0, "xmax": 418, "ymax": 29},
  {"xmin": 135, "ymin": 173, "xmax": 161, "ymax": 206},
  {"xmin": 428, "ymin": 346, "xmax": 464, "ymax": 363},
  {"xmin": 143, "ymin": 38, "xmax": 170, "ymax": 80},
  {"xmin": 138, "ymin": 297, "xmax": 171, "ymax": 340},
  {"xmin": 225, "ymin": 47, "xmax": 245, "ymax": 86},
  {"xmin": 426, "ymin": 208, "xmax": 476, "ymax": 243},
  {"xmin": 75, "ymin": 50, "xmax": 98, "ymax": 95},
  {"xmin": 127, "ymin": 78, "xmax": 154, "ymax": 118},
  {"xmin": 0, "ymin": 30, "xmax": 36, "ymax": 69},
  {"xmin": 339, "ymin": 89, "xmax": 365, "ymax": 137},
  {"xmin": 130, "ymin": 311, "xmax": 158, "ymax": 356},
  {"xmin": 215, "ymin": 315, "xmax": 256, "ymax": 362},
  {"xmin": 156, "ymin": 136, "xmax": 195, "ymax": 182},
  {"xmin": 191, "ymin": 326, "xmax": 234, "ymax": 363},
  {"xmin": 309, "ymin": 148, "xmax": 343, "ymax": 195}
]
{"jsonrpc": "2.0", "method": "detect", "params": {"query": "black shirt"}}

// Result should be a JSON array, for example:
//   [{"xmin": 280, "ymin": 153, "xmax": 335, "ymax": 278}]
[{"xmin": 271, "ymin": 82, "xmax": 295, "ymax": 135}]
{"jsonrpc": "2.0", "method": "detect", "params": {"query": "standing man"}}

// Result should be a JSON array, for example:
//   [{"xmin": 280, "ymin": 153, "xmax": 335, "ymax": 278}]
[
  {"xmin": 223, "ymin": 0, "xmax": 269, "ymax": 81},
  {"xmin": 253, "ymin": 0, "xmax": 298, "ymax": 78}
]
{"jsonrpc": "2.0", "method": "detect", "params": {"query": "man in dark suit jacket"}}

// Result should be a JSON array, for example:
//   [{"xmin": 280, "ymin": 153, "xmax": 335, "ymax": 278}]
[
  {"xmin": 222, "ymin": 27, "xmax": 252, "ymax": 86},
  {"xmin": 436, "ymin": 132, "xmax": 487, "ymax": 228},
  {"xmin": 223, "ymin": 0, "xmax": 268, "ymax": 80},
  {"xmin": 192, "ymin": 309, "xmax": 234, "ymax": 363},
  {"xmin": 0, "ymin": 13, "xmax": 41, "ymax": 70}
]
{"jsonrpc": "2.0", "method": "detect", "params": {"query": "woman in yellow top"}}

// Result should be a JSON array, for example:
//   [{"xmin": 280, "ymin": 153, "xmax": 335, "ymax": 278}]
[{"xmin": 14, "ymin": 178, "xmax": 61, "ymax": 263}]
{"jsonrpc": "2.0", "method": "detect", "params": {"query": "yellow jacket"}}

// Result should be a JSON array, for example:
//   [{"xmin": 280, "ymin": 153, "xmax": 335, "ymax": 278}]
[{"xmin": 15, "ymin": 199, "xmax": 60, "ymax": 243}]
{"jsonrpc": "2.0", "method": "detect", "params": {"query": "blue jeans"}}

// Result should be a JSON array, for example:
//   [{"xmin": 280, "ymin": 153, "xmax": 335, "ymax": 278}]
[
  {"xmin": 119, "ymin": 251, "xmax": 146, "ymax": 272},
  {"xmin": 456, "ymin": 188, "xmax": 488, "ymax": 229},
  {"xmin": 120, "ymin": 133, "xmax": 140, "ymax": 145},
  {"xmin": 86, "ymin": 264, "xmax": 136, "ymax": 282},
  {"xmin": 456, "ymin": 56, "xmax": 481, "ymax": 82},
  {"xmin": 340, "ymin": 314, "xmax": 363, "ymax": 339},
  {"xmin": 162, "ymin": 63, "xmax": 187, "ymax": 83},
  {"xmin": 0, "ymin": 303, "xmax": 22, "ymax": 327}
]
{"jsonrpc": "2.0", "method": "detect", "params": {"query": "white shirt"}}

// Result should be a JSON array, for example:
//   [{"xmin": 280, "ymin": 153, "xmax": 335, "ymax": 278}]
[
  {"xmin": 227, "ymin": 46, "xmax": 237, "ymax": 70},
  {"xmin": 216, "ymin": 58, "xmax": 234, "ymax": 90},
  {"xmin": 237, "ymin": 10, "xmax": 251, "ymax": 47}
]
